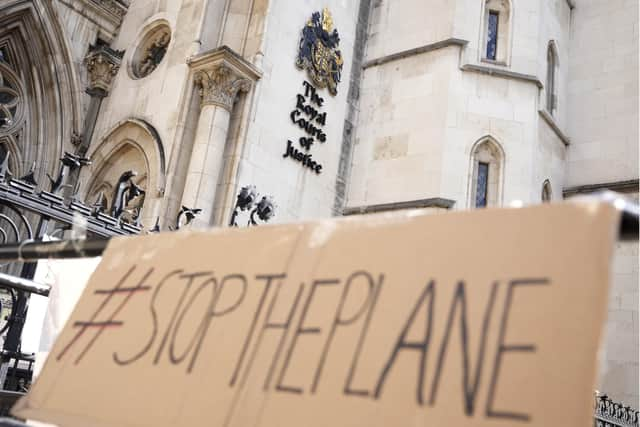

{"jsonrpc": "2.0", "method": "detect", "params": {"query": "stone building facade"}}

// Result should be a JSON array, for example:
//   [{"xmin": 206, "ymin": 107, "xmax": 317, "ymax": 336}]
[{"xmin": 0, "ymin": 0, "xmax": 637, "ymax": 406}]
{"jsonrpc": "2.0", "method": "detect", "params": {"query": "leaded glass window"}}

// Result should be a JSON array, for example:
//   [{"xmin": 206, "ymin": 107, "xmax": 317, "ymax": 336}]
[
  {"xmin": 486, "ymin": 11, "xmax": 499, "ymax": 61},
  {"xmin": 475, "ymin": 162, "xmax": 489, "ymax": 208}
]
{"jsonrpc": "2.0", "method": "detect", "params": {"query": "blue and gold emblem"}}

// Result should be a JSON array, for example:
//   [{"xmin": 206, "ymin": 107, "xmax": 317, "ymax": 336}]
[{"xmin": 296, "ymin": 8, "xmax": 343, "ymax": 96}]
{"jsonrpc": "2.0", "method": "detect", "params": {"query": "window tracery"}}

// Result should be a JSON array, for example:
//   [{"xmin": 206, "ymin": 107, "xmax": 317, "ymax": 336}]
[{"xmin": 0, "ymin": 68, "xmax": 22, "ymax": 131}]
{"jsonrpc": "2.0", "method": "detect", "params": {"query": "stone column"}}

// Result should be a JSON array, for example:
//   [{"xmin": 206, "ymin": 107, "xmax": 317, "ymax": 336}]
[
  {"xmin": 182, "ymin": 47, "xmax": 260, "ymax": 227},
  {"xmin": 68, "ymin": 43, "xmax": 124, "ymax": 197},
  {"xmin": 80, "ymin": 43, "xmax": 124, "ymax": 156}
]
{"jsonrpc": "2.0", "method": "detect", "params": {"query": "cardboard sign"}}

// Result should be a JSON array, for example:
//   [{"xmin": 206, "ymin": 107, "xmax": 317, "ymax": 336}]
[{"xmin": 14, "ymin": 203, "xmax": 619, "ymax": 427}]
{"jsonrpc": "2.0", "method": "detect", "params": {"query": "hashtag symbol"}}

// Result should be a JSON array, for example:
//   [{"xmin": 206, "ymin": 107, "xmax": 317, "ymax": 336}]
[{"xmin": 56, "ymin": 266, "xmax": 153, "ymax": 364}]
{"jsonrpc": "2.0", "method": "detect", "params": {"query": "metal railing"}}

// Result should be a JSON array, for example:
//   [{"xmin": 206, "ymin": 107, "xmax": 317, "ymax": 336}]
[
  {"xmin": 0, "ymin": 392, "xmax": 636, "ymax": 425},
  {"xmin": 594, "ymin": 392, "xmax": 639, "ymax": 427}
]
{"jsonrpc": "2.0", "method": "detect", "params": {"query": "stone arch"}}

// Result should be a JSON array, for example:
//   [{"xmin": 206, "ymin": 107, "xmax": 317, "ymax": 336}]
[
  {"xmin": 467, "ymin": 135, "xmax": 505, "ymax": 208},
  {"xmin": 81, "ymin": 119, "xmax": 166, "ymax": 226},
  {"xmin": 86, "ymin": 143, "xmax": 148, "ymax": 208},
  {"xmin": 0, "ymin": 1, "xmax": 82, "ymax": 179}
]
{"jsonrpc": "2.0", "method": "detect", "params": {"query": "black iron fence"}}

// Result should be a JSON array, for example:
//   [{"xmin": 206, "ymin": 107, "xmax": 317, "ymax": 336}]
[
  {"xmin": 595, "ymin": 392, "xmax": 639, "ymax": 427},
  {"xmin": 0, "ymin": 151, "xmax": 206, "ymax": 398}
]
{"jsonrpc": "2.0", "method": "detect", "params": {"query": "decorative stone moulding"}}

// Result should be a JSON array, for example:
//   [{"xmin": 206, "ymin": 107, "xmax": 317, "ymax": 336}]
[
  {"xmin": 187, "ymin": 46, "xmax": 262, "ymax": 111},
  {"xmin": 84, "ymin": 42, "xmax": 125, "ymax": 96},
  {"xmin": 75, "ymin": 1, "xmax": 130, "ymax": 40},
  {"xmin": 193, "ymin": 66, "xmax": 251, "ymax": 111},
  {"xmin": 131, "ymin": 24, "xmax": 171, "ymax": 79},
  {"xmin": 0, "ymin": 66, "xmax": 24, "ymax": 132},
  {"xmin": 88, "ymin": 0, "xmax": 128, "ymax": 20}
]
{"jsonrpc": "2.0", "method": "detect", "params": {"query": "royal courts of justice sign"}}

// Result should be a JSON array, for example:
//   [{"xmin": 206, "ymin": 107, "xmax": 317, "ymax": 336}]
[{"xmin": 14, "ymin": 203, "xmax": 619, "ymax": 427}]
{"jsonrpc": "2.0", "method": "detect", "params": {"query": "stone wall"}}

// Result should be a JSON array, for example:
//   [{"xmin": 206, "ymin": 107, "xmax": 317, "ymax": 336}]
[
  {"xmin": 601, "ymin": 239, "xmax": 640, "ymax": 408},
  {"xmin": 232, "ymin": 1, "xmax": 363, "ymax": 223},
  {"xmin": 565, "ymin": 0, "xmax": 639, "ymax": 407},
  {"xmin": 347, "ymin": 0, "xmax": 571, "ymax": 209},
  {"xmin": 597, "ymin": 190, "xmax": 640, "ymax": 408},
  {"xmin": 83, "ymin": 0, "xmax": 203, "ymax": 226},
  {"xmin": 566, "ymin": 0, "xmax": 639, "ymax": 187}
]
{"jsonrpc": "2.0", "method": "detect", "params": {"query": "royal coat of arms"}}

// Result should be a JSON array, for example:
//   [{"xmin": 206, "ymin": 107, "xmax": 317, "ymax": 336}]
[{"xmin": 296, "ymin": 8, "xmax": 343, "ymax": 96}]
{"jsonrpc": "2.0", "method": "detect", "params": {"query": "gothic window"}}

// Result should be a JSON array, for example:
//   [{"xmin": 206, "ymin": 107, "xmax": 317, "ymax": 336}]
[
  {"xmin": 542, "ymin": 180, "xmax": 552, "ymax": 203},
  {"xmin": 482, "ymin": 0, "xmax": 511, "ymax": 64},
  {"xmin": 546, "ymin": 42, "xmax": 558, "ymax": 115},
  {"xmin": 131, "ymin": 24, "xmax": 171, "ymax": 79},
  {"xmin": 0, "ymin": 62, "xmax": 23, "ymax": 134},
  {"xmin": 470, "ymin": 137, "xmax": 504, "ymax": 208},
  {"xmin": 0, "ymin": 44, "xmax": 16, "ymax": 70},
  {"xmin": 486, "ymin": 11, "xmax": 499, "ymax": 60},
  {"xmin": 476, "ymin": 162, "xmax": 490, "ymax": 207},
  {"xmin": 0, "ymin": 68, "xmax": 21, "ymax": 130}
]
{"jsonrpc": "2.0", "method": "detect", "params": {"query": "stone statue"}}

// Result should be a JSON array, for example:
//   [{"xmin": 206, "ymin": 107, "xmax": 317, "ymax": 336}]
[
  {"xmin": 138, "ymin": 32, "xmax": 170, "ymax": 77},
  {"xmin": 111, "ymin": 171, "xmax": 145, "ymax": 225}
]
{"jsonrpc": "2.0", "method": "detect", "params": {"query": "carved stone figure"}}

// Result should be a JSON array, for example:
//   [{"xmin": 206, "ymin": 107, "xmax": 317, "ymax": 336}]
[
  {"xmin": 120, "ymin": 184, "xmax": 145, "ymax": 226},
  {"xmin": 84, "ymin": 43, "xmax": 124, "ymax": 96},
  {"xmin": 176, "ymin": 206, "xmax": 202, "ymax": 229},
  {"xmin": 110, "ymin": 170, "xmax": 146, "ymax": 224},
  {"xmin": 137, "ymin": 31, "xmax": 170, "ymax": 78}
]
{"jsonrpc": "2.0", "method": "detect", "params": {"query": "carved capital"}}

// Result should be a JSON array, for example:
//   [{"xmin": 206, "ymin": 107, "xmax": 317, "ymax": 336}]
[
  {"xmin": 194, "ymin": 65, "xmax": 251, "ymax": 110},
  {"xmin": 84, "ymin": 43, "xmax": 125, "ymax": 96},
  {"xmin": 188, "ymin": 46, "xmax": 262, "ymax": 111}
]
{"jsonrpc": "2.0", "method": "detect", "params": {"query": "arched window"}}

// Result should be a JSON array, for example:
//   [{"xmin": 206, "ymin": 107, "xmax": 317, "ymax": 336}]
[
  {"xmin": 0, "ymin": 7, "xmax": 83, "ymax": 184},
  {"xmin": 542, "ymin": 180, "xmax": 552, "ymax": 203},
  {"xmin": 469, "ymin": 136, "xmax": 504, "ymax": 208},
  {"xmin": 546, "ymin": 41, "xmax": 558, "ymax": 115},
  {"xmin": 0, "ymin": 64, "xmax": 24, "ymax": 137},
  {"xmin": 81, "ymin": 119, "xmax": 167, "ymax": 227},
  {"xmin": 482, "ymin": 0, "xmax": 512, "ymax": 64}
]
